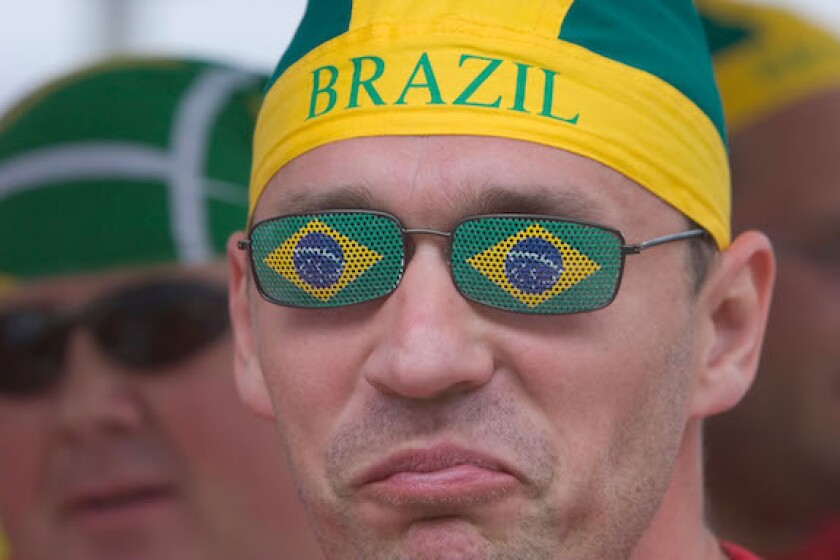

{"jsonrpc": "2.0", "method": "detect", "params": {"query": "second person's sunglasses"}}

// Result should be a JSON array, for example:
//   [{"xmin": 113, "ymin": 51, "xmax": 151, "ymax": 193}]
[{"xmin": 0, "ymin": 279, "xmax": 229, "ymax": 397}]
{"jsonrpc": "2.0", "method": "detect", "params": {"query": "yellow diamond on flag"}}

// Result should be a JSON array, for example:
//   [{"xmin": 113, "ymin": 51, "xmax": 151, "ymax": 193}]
[
  {"xmin": 467, "ymin": 223, "xmax": 601, "ymax": 308},
  {"xmin": 263, "ymin": 219, "xmax": 382, "ymax": 302}
]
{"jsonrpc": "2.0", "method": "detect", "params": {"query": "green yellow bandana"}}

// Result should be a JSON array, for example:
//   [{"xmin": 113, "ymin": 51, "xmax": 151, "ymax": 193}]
[
  {"xmin": 0, "ymin": 58, "xmax": 265, "ymax": 280},
  {"xmin": 698, "ymin": 0, "xmax": 840, "ymax": 132},
  {"xmin": 254, "ymin": 0, "xmax": 730, "ymax": 248},
  {"xmin": 0, "ymin": 528, "xmax": 7, "ymax": 560}
]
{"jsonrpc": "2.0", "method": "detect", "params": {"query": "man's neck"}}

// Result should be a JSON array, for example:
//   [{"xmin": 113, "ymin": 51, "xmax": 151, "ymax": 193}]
[{"xmin": 631, "ymin": 421, "xmax": 730, "ymax": 560}]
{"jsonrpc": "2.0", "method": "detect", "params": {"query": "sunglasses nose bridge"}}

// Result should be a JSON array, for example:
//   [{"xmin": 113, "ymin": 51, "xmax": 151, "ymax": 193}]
[
  {"xmin": 399, "ymin": 227, "xmax": 455, "ymax": 279},
  {"xmin": 402, "ymin": 227, "xmax": 452, "ymax": 238},
  {"xmin": 52, "ymin": 299, "xmax": 116, "ymax": 364}
]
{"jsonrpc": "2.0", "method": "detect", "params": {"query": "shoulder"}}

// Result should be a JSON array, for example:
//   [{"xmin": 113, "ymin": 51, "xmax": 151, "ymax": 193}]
[{"xmin": 721, "ymin": 541, "xmax": 763, "ymax": 560}]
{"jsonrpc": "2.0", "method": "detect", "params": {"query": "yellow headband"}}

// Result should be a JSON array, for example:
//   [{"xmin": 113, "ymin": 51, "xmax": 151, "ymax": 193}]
[
  {"xmin": 254, "ymin": 0, "xmax": 730, "ymax": 248},
  {"xmin": 698, "ymin": 0, "xmax": 840, "ymax": 132}
]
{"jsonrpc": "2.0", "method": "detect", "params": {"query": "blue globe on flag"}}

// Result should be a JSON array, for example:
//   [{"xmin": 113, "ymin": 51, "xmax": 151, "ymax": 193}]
[
  {"xmin": 293, "ymin": 232, "xmax": 345, "ymax": 288},
  {"xmin": 504, "ymin": 237, "xmax": 563, "ymax": 295}
]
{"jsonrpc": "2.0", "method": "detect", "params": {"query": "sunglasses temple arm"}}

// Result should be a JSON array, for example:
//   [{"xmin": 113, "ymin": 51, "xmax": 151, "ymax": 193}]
[
  {"xmin": 237, "ymin": 239, "xmax": 252, "ymax": 251},
  {"xmin": 621, "ymin": 229, "xmax": 708, "ymax": 255}
]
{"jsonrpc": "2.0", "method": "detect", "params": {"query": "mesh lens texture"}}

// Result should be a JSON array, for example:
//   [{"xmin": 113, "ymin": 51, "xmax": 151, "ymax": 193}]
[
  {"xmin": 250, "ymin": 212, "xmax": 404, "ymax": 307},
  {"xmin": 452, "ymin": 217, "xmax": 623, "ymax": 314}
]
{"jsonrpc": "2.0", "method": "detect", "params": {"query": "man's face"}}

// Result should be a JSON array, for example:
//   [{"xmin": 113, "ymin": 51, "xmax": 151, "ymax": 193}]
[
  {"xmin": 0, "ymin": 262, "xmax": 319, "ymax": 560},
  {"xmin": 722, "ymin": 89, "xmax": 840, "ymax": 503},
  {"xmin": 235, "ymin": 135, "xmax": 706, "ymax": 559}
]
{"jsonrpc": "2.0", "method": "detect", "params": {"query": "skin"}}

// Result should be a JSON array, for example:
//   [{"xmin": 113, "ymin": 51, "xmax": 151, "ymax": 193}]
[
  {"xmin": 229, "ymin": 135, "xmax": 775, "ymax": 560},
  {"xmin": 0, "ymin": 261, "xmax": 323, "ymax": 560},
  {"xmin": 706, "ymin": 88, "xmax": 840, "ymax": 556}
]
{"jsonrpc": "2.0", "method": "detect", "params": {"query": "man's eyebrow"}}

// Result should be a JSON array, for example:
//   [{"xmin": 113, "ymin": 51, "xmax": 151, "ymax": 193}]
[
  {"xmin": 272, "ymin": 184, "xmax": 378, "ymax": 215},
  {"xmin": 469, "ymin": 185, "xmax": 605, "ymax": 223}
]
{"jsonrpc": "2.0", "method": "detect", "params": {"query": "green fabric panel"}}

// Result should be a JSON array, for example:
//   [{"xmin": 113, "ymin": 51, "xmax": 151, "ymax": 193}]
[
  {"xmin": 561, "ymin": 0, "xmax": 727, "ymax": 144},
  {"xmin": 0, "ymin": 181, "xmax": 174, "ymax": 278},
  {"xmin": 204, "ymin": 82, "xmax": 266, "ymax": 250},
  {"xmin": 204, "ymin": 83, "xmax": 264, "ymax": 188},
  {"xmin": 267, "ymin": 0, "xmax": 354, "ymax": 90},
  {"xmin": 699, "ymin": 12, "xmax": 754, "ymax": 56},
  {"xmin": 0, "ymin": 60, "xmax": 205, "ymax": 161},
  {"xmin": 0, "ymin": 59, "xmax": 266, "ymax": 279}
]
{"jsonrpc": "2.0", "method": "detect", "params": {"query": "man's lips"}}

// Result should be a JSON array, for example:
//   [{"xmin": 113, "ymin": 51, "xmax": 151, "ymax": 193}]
[
  {"xmin": 59, "ymin": 478, "xmax": 177, "ymax": 524},
  {"xmin": 355, "ymin": 445, "xmax": 521, "ymax": 506}
]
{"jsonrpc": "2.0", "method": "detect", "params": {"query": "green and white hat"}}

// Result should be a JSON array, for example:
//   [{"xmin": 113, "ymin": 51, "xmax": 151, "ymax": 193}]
[{"xmin": 0, "ymin": 58, "xmax": 265, "ymax": 283}]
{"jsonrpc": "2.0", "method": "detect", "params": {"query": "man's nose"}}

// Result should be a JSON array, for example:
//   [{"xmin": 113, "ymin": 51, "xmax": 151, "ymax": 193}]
[
  {"xmin": 361, "ymin": 239, "xmax": 494, "ymax": 400},
  {"xmin": 54, "ymin": 328, "xmax": 146, "ymax": 442}
]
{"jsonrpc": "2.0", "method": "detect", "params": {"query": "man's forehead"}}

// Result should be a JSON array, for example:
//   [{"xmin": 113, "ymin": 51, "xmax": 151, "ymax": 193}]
[
  {"xmin": 255, "ymin": 135, "xmax": 647, "ymax": 227},
  {"xmin": 266, "ymin": 184, "xmax": 608, "ymax": 225}
]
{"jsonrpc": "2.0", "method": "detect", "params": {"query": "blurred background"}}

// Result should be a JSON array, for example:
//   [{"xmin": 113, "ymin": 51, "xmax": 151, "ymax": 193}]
[
  {"xmin": 0, "ymin": 0, "xmax": 306, "ymax": 113},
  {"xmin": 1, "ymin": 0, "xmax": 839, "ymax": 114}
]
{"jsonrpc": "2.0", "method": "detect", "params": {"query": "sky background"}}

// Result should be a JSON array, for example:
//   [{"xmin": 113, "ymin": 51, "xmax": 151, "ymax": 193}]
[{"xmin": 1, "ymin": 0, "xmax": 839, "ymax": 114}]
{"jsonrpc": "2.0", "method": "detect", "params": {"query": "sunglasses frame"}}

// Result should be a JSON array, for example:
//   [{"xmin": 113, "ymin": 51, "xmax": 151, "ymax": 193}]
[{"xmin": 240, "ymin": 210, "xmax": 709, "ymax": 314}]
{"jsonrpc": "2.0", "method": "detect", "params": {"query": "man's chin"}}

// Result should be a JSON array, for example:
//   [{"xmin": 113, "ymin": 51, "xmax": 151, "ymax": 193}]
[
  {"xmin": 378, "ymin": 517, "xmax": 494, "ymax": 560},
  {"xmin": 321, "ymin": 512, "xmax": 550, "ymax": 560}
]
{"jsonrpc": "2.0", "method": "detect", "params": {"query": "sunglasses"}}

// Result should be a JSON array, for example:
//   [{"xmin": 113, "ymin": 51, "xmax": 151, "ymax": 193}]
[
  {"xmin": 239, "ymin": 211, "xmax": 707, "ymax": 314},
  {"xmin": 0, "ymin": 280, "xmax": 229, "ymax": 397}
]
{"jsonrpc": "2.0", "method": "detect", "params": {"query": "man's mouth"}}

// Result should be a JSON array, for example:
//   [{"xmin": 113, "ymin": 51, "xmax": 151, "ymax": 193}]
[
  {"xmin": 60, "ymin": 480, "xmax": 178, "ymax": 527},
  {"xmin": 356, "ymin": 444, "xmax": 521, "ymax": 507}
]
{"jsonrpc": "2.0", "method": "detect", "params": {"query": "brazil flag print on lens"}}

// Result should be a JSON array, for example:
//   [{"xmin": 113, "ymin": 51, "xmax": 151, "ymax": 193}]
[
  {"xmin": 452, "ymin": 217, "xmax": 623, "ymax": 314},
  {"xmin": 250, "ymin": 212, "xmax": 404, "ymax": 307}
]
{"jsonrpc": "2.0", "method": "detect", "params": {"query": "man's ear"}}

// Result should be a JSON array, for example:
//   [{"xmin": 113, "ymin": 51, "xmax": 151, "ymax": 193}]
[
  {"xmin": 228, "ymin": 232, "xmax": 275, "ymax": 419},
  {"xmin": 690, "ymin": 230, "xmax": 775, "ymax": 418}
]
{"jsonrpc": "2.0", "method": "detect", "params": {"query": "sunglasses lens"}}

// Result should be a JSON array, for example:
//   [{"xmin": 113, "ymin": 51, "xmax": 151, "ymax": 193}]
[
  {"xmin": 95, "ymin": 282, "xmax": 229, "ymax": 370},
  {"xmin": 0, "ymin": 310, "xmax": 67, "ymax": 396},
  {"xmin": 451, "ymin": 217, "xmax": 624, "ymax": 314},
  {"xmin": 249, "ymin": 212, "xmax": 404, "ymax": 308}
]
